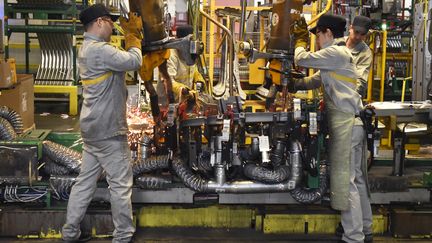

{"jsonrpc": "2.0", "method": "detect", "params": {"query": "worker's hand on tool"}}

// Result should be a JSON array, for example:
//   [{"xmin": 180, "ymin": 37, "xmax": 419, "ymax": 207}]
[
  {"xmin": 180, "ymin": 87, "xmax": 197, "ymax": 102},
  {"xmin": 139, "ymin": 50, "xmax": 170, "ymax": 81},
  {"xmin": 119, "ymin": 12, "xmax": 143, "ymax": 50},
  {"xmin": 292, "ymin": 17, "xmax": 309, "ymax": 49},
  {"xmin": 287, "ymin": 78, "xmax": 300, "ymax": 93}
]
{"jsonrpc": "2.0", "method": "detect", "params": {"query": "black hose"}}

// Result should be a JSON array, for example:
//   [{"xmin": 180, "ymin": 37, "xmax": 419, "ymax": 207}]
[
  {"xmin": 243, "ymin": 164, "xmax": 290, "ymax": 184},
  {"xmin": 197, "ymin": 151, "xmax": 212, "ymax": 172},
  {"xmin": 271, "ymin": 140, "xmax": 286, "ymax": 168},
  {"xmin": 172, "ymin": 157, "xmax": 208, "ymax": 192},
  {"xmin": 288, "ymin": 139, "xmax": 303, "ymax": 187},
  {"xmin": 239, "ymin": 138, "xmax": 260, "ymax": 161},
  {"xmin": 135, "ymin": 175, "xmax": 172, "ymax": 189},
  {"xmin": 132, "ymin": 155, "xmax": 170, "ymax": 177},
  {"xmin": 42, "ymin": 141, "xmax": 82, "ymax": 174},
  {"xmin": 43, "ymin": 160, "xmax": 71, "ymax": 176},
  {"xmin": 290, "ymin": 165, "xmax": 329, "ymax": 204},
  {"xmin": 0, "ymin": 117, "xmax": 17, "ymax": 140},
  {"xmin": 0, "ymin": 106, "xmax": 24, "ymax": 134},
  {"xmin": 243, "ymin": 139, "xmax": 289, "ymax": 184}
]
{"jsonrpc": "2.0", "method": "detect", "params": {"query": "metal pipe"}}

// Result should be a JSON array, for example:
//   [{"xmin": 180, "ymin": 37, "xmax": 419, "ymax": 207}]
[
  {"xmin": 199, "ymin": 8, "xmax": 234, "ymax": 96},
  {"xmin": 401, "ymin": 77, "xmax": 412, "ymax": 102},
  {"xmin": 307, "ymin": 0, "xmax": 332, "ymax": 26},
  {"xmin": 367, "ymin": 31, "xmax": 377, "ymax": 103},
  {"xmin": 206, "ymin": 180, "xmax": 294, "ymax": 193},
  {"xmin": 138, "ymin": 135, "xmax": 152, "ymax": 160},
  {"xmin": 239, "ymin": 0, "xmax": 247, "ymax": 41},
  {"xmin": 380, "ymin": 29, "xmax": 387, "ymax": 101},
  {"xmin": 215, "ymin": 164, "xmax": 226, "ymax": 185}
]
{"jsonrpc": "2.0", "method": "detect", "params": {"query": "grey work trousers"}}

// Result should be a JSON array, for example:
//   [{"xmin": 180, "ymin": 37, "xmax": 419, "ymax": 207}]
[
  {"xmin": 341, "ymin": 124, "xmax": 373, "ymax": 243},
  {"xmin": 62, "ymin": 135, "xmax": 135, "ymax": 243}
]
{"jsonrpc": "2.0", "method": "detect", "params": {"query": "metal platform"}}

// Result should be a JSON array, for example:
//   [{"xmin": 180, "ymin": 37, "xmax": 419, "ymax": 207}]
[{"xmin": 89, "ymin": 186, "xmax": 432, "ymax": 205}]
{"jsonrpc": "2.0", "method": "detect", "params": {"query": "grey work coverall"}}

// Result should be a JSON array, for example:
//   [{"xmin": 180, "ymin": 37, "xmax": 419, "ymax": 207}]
[
  {"xmin": 62, "ymin": 33, "xmax": 142, "ymax": 243},
  {"xmin": 294, "ymin": 38, "xmax": 371, "ymax": 243},
  {"xmin": 346, "ymin": 37, "xmax": 373, "ymax": 99}
]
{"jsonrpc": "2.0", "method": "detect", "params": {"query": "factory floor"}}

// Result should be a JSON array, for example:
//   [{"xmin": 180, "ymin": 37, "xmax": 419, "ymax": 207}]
[{"xmin": 1, "ymin": 228, "xmax": 432, "ymax": 243}]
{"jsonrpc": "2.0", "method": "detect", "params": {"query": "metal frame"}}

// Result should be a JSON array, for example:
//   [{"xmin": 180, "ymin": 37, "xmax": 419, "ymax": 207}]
[
  {"xmin": 34, "ymin": 85, "xmax": 78, "ymax": 115},
  {"xmin": 412, "ymin": 1, "xmax": 432, "ymax": 101},
  {"xmin": 3, "ymin": 0, "xmax": 79, "ymax": 80},
  {"xmin": 95, "ymin": 187, "xmax": 432, "ymax": 204},
  {"xmin": 3, "ymin": 0, "xmax": 81, "ymax": 115}
]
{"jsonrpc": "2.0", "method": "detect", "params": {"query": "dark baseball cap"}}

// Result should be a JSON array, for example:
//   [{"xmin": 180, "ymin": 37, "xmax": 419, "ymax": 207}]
[
  {"xmin": 352, "ymin": 16, "xmax": 372, "ymax": 35},
  {"xmin": 79, "ymin": 4, "xmax": 119, "ymax": 26},
  {"xmin": 309, "ymin": 14, "xmax": 347, "ymax": 38}
]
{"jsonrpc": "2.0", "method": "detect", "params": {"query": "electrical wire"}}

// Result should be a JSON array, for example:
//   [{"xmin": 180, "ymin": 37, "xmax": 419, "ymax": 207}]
[{"xmin": 3, "ymin": 185, "xmax": 47, "ymax": 203}]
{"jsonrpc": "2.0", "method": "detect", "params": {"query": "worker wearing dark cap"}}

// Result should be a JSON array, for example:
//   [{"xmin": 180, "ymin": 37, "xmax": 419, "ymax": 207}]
[
  {"xmin": 61, "ymin": 4, "xmax": 142, "ymax": 243},
  {"xmin": 332, "ymin": 15, "xmax": 374, "ymax": 243},
  {"xmin": 292, "ymin": 14, "xmax": 372, "ymax": 243},
  {"xmin": 346, "ymin": 16, "xmax": 373, "ymax": 99}
]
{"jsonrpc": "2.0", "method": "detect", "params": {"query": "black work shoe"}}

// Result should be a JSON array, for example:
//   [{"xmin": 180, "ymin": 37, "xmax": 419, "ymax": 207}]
[
  {"xmin": 365, "ymin": 233, "xmax": 373, "ymax": 243},
  {"xmin": 63, "ymin": 232, "xmax": 92, "ymax": 243},
  {"xmin": 335, "ymin": 222, "xmax": 344, "ymax": 237}
]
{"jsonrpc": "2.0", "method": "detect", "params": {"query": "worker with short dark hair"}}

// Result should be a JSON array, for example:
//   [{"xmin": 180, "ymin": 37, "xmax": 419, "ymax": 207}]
[
  {"xmin": 61, "ymin": 4, "xmax": 142, "ymax": 243},
  {"xmin": 347, "ymin": 16, "xmax": 373, "ymax": 99}
]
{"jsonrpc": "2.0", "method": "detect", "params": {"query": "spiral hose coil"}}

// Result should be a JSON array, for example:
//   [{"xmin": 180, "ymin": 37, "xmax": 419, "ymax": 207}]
[
  {"xmin": 132, "ymin": 155, "xmax": 170, "ymax": 177},
  {"xmin": 0, "ymin": 106, "xmax": 24, "ymax": 134},
  {"xmin": 172, "ymin": 157, "xmax": 208, "ymax": 192},
  {"xmin": 0, "ymin": 117, "xmax": 17, "ymax": 141},
  {"xmin": 42, "ymin": 141, "xmax": 82, "ymax": 174}
]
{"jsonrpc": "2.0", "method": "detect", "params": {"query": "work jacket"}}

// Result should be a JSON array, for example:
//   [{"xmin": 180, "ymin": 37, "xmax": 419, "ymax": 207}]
[
  {"xmin": 346, "ymin": 36, "xmax": 373, "ymax": 99},
  {"xmin": 294, "ymin": 38, "xmax": 363, "ymax": 210},
  {"xmin": 78, "ymin": 33, "xmax": 142, "ymax": 142},
  {"xmin": 294, "ymin": 38, "xmax": 363, "ymax": 115}
]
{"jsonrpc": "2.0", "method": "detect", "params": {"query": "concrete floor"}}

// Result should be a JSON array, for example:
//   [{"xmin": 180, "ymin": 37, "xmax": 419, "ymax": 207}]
[{"xmin": 1, "ymin": 228, "xmax": 431, "ymax": 243}]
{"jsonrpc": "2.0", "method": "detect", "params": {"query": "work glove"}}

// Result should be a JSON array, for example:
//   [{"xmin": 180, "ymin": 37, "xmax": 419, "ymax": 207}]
[
  {"xmin": 292, "ymin": 17, "xmax": 309, "ymax": 49},
  {"xmin": 180, "ymin": 87, "xmax": 197, "ymax": 103},
  {"xmin": 287, "ymin": 78, "xmax": 308, "ymax": 93},
  {"xmin": 139, "ymin": 49, "xmax": 170, "ymax": 81},
  {"xmin": 119, "ymin": 12, "xmax": 143, "ymax": 50},
  {"xmin": 287, "ymin": 78, "xmax": 299, "ymax": 93}
]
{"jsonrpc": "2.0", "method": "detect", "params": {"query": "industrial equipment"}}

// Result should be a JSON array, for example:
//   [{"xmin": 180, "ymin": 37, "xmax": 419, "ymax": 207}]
[{"xmin": 0, "ymin": 0, "xmax": 431, "ymax": 240}]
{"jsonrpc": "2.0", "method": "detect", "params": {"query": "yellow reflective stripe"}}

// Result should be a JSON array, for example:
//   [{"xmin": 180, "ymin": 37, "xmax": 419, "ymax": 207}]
[
  {"xmin": 329, "ymin": 72, "xmax": 356, "ymax": 85},
  {"xmin": 81, "ymin": 72, "xmax": 113, "ymax": 86}
]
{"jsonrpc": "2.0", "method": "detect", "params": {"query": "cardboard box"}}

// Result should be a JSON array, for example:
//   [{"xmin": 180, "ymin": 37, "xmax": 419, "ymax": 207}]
[{"xmin": 0, "ymin": 74, "xmax": 35, "ymax": 130}]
